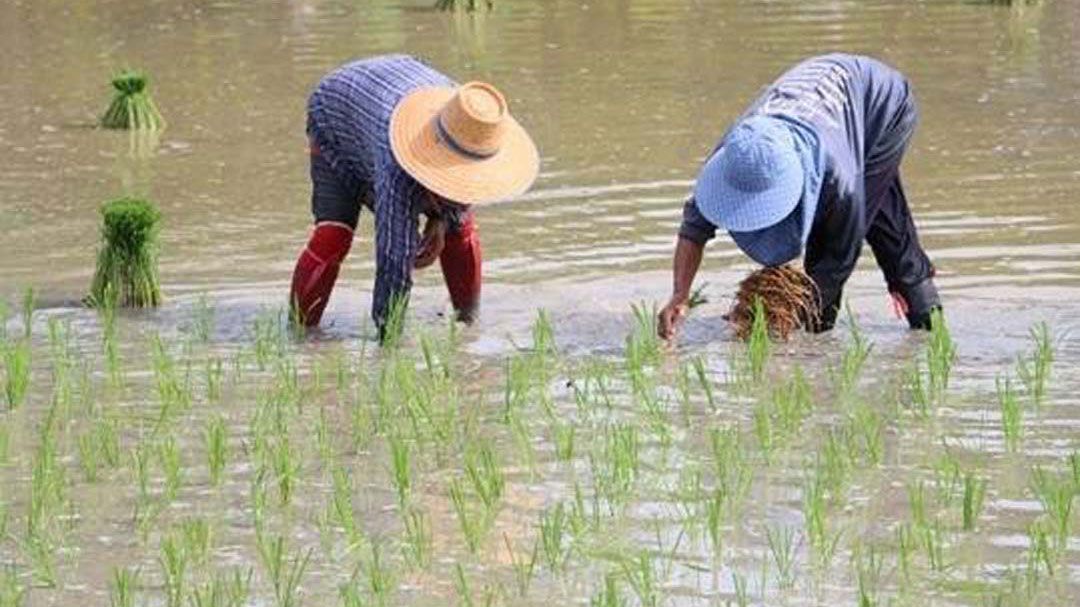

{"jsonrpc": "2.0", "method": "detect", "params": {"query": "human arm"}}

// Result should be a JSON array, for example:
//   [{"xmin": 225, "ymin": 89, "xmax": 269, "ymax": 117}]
[
  {"xmin": 658, "ymin": 236, "xmax": 706, "ymax": 340},
  {"xmin": 439, "ymin": 210, "xmax": 482, "ymax": 323}
]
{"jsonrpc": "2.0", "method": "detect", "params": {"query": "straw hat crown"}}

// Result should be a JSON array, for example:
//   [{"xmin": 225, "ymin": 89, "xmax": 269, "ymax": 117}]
[{"xmin": 390, "ymin": 81, "xmax": 539, "ymax": 205}]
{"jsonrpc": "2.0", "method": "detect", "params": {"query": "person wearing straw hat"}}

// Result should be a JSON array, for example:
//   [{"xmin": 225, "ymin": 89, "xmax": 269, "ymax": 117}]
[
  {"xmin": 658, "ymin": 53, "xmax": 942, "ymax": 340},
  {"xmin": 290, "ymin": 55, "xmax": 539, "ymax": 341}
]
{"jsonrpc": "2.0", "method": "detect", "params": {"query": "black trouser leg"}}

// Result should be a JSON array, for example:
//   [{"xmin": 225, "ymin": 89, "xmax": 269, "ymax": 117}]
[{"xmin": 864, "ymin": 169, "xmax": 939, "ymax": 328}]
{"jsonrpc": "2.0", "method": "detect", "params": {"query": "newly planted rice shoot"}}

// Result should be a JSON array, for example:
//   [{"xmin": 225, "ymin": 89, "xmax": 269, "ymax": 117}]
[
  {"xmin": 927, "ymin": 308, "xmax": 956, "ymax": 396},
  {"xmin": 206, "ymin": 415, "xmax": 228, "ymax": 487},
  {"xmin": 159, "ymin": 535, "xmax": 189, "ymax": 607},
  {"xmin": 2, "ymin": 338, "xmax": 30, "ymax": 410},
  {"xmin": 743, "ymin": 297, "xmax": 771, "ymax": 383},
  {"xmin": 1030, "ymin": 466, "xmax": 1075, "ymax": 546},
  {"xmin": 589, "ymin": 572, "xmax": 626, "ymax": 607},
  {"xmin": 962, "ymin": 472, "xmax": 987, "ymax": 531},
  {"xmin": 538, "ymin": 502, "xmax": 570, "ymax": 572},
  {"xmin": 101, "ymin": 70, "xmax": 165, "ymax": 130},
  {"xmin": 619, "ymin": 550, "xmax": 660, "ymax": 607},
  {"xmin": 401, "ymin": 508, "xmax": 432, "ymax": 570},
  {"xmin": 504, "ymin": 533, "xmax": 538, "ymax": 597},
  {"xmin": 108, "ymin": 567, "xmax": 140, "ymax": 607},
  {"xmin": 996, "ymin": 375, "xmax": 1023, "ymax": 452},
  {"xmin": 766, "ymin": 525, "xmax": 798, "ymax": 590},
  {"xmin": 0, "ymin": 567, "xmax": 25, "ymax": 607},
  {"xmin": 449, "ymin": 478, "xmax": 484, "ymax": 554},
  {"xmin": 831, "ymin": 305, "xmax": 872, "ymax": 394},
  {"xmin": 1016, "ymin": 321, "xmax": 1053, "ymax": 405},
  {"xmin": 256, "ymin": 533, "xmax": 313, "ymax": 607},
  {"xmin": 464, "ymin": 441, "xmax": 504, "ymax": 515},
  {"xmin": 88, "ymin": 198, "xmax": 162, "ymax": 308}
]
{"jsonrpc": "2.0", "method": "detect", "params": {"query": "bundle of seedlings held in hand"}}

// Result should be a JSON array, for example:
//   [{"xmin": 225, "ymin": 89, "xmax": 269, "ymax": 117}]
[
  {"xmin": 728, "ymin": 264, "xmax": 819, "ymax": 340},
  {"xmin": 88, "ymin": 197, "xmax": 163, "ymax": 308},
  {"xmin": 100, "ymin": 70, "xmax": 165, "ymax": 131}
]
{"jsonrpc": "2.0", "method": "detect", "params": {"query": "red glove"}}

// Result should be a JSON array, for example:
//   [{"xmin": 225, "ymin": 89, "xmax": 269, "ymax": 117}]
[
  {"xmin": 439, "ymin": 215, "xmax": 482, "ymax": 322},
  {"xmin": 289, "ymin": 222, "xmax": 353, "ymax": 326}
]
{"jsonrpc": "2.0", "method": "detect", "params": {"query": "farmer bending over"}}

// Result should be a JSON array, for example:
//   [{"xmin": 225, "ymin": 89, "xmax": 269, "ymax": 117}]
[
  {"xmin": 659, "ymin": 53, "xmax": 941, "ymax": 340},
  {"xmin": 291, "ymin": 55, "xmax": 539, "ymax": 341}
]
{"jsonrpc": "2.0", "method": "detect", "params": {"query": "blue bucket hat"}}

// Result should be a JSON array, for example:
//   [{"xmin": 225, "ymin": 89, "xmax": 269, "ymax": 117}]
[{"xmin": 693, "ymin": 116, "xmax": 804, "ymax": 235}]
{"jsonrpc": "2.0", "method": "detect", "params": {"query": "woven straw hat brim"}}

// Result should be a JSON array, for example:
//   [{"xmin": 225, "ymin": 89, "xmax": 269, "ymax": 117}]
[{"xmin": 389, "ymin": 87, "xmax": 540, "ymax": 205}]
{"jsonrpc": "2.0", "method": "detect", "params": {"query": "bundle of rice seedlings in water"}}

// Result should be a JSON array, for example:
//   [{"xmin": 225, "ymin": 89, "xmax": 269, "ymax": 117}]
[
  {"xmin": 435, "ymin": 0, "xmax": 493, "ymax": 11},
  {"xmin": 88, "ymin": 198, "xmax": 162, "ymax": 308},
  {"xmin": 728, "ymin": 264, "xmax": 819, "ymax": 341},
  {"xmin": 100, "ymin": 70, "xmax": 166, "ymax": 131}
]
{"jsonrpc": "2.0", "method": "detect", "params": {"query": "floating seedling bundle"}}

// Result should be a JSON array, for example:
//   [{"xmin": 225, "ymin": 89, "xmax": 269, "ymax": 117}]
[
  {"xmin": 88, "ymin": 198, "xmax": 162, "ymax": 308},
  {"xmin": 100, "ymin": 70, "xmax": 165, "ymax": 131},
  {"xmin": 728, "ymin": 264, "xmax": 819, "ymax": 340}
]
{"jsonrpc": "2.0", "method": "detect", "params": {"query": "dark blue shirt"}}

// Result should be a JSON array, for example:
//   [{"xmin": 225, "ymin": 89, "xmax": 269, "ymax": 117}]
[{"xmin": 680, "ymin": 53, "xmax": 918, "ymax": 308}]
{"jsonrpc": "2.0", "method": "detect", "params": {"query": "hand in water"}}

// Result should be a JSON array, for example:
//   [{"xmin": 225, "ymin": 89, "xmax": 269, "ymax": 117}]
[
  {"xmin": 657, "ymin": 298, "xmax": 689, "ymax": 341},
  {"xmin": 414, "ymin": 216, "xmax": 446, "ymax": 269}
]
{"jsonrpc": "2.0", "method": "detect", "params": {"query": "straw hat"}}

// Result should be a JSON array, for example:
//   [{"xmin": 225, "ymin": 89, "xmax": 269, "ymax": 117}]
[{"xmin": 389, "ymin": 81, "xmax": 539, "ymax": 205}]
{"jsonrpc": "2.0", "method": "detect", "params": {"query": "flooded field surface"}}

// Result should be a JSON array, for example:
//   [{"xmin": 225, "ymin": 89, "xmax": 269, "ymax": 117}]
[{"xmin": 2, "ymin": 0, "xmax": 1080, "ymax": 606}]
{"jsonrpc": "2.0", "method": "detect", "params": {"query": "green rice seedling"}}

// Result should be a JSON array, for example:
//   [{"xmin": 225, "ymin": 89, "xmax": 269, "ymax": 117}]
[
  {"xmin": 709, "ymin": 427, "xmax": 753, "ymax": 509},
  {"xmin": 449, "ymin": 478, "xmax": 484, "ymax": 554},
  {"xmin": 922, "ymin": 522, "xmax": 947, "ymax": 573},
  {"xmin": 22, "ymin": 533, "xmax": 57, "ymax": 588},
  {"xmin": 538, "ymin": 502, "xmax": 570, "ymax": 572},
  {"xmin": 380, "ymin": 292, "xmax": 410, "ymax": 349},
  {"xmin": 996, "ymin": 375, "xmax": 1022, "ymax": 452},
  {"xmin": 931, "ymin": 452, "xmax": 963, "ymax": 507},
  {"xmin": 453, "ymin": 563, "xmax": 474, "ymax": 607},
  {"xmin": 206, "ymin": 414, "xmax": 228, "ymax": 487},
  {"xmin": 766, "ymin": 525, "xmax": 798, "ymax": 590},
  {"xmin": 257, "ymin": 533, "xmax": 313, "ymax": 607},
  {"xmin": 402, "ymin": 508, "xmax": 432, "ymax": 570},
  {"xmin": 503, "ymin": 533, "xmax": 538, "ymax": 597},
  {"xmin": 101, "ymin": 70, "xmax": 166, "ymax": 130},
  {"xmin": 1070, "ymin": 451, "xmax": 1079, "ymax": 488},
  {"xmin": 109, "ymin": 567, "xmax": 140, "ymax": 607},
  {"xmin": 181, "ymin": 518, "xmax": 214, "ymax": 565},
  {"xmin": 896, "ymin": 523, "xmax": 917, "ymax": 581},
  {"xmin": 830, "ymin": 305, "xmax": 872, "ymax": 394},
  {"xmin": 772, "ymin": 367, "xmax": 813, "ymax": 439},
  {"xmin": 907, "ymin": 480, "xmax": 928, "ymax": 529},
  {"xmin": 619, "ymin": 550, "xmax": 660, "ymax": 607},
  {"xmin": 1015, "ymin": 321, "xmax": 1053, "ymax": 406},
  {"xmin": 158, "ymin": 436, "xmax": 184, "ymax": 502},
  {"xmin": 2, "ymin": 338, "xmax": 30, "ymax": 410},
  {"xmin": 0, "ymin": 566, "xmax": 25, "ymax": 607},
  {"xmin": 1030, "ymin": 466, "xmax": 1074, "ymax": 545},
  {"xmin": 691, "ymin": 356, "xmax": 716, "ymax": 410},
  {"xmin": 705, "ymin": 489, "xmax": 727, "ymax": 561},
  {"xmin": 77, "ymin": 430, "xmax": 102, "ymax": 482},
  {"xmin": 752, "ymin": 403, "xmax": 774, "ymax": 464},
  {"xmin": 192, "ymin": 294, "xmax": 215, "ymax": 343},
  {"xmin": 88, "ymin": 198, "xmax": 162, "ymax": 307},
  {"xmin": 190, "ymin": 569, "xmax": 252, "ymax": 607},
  {"xmin": 205, "ymin": 357, "xmax": 224, "ymax": 404},
  {"xmin": 594, "ymin": 423, "xmax": 640, "ymax": 506},
  {"xmin": 388, "ymin": 434, "xmax": 411, "ymax": 508},
  {"xmin": 160, "ymin": 535, "xmax": 189, "ymax": 607},
  {"xmin": 151, "ymin": 334, "xmax": 191, "ymax": 424},
  {"xmin": 731, "ymin": 572, "xmax": 749, "ymax": 607},
  {"xmin": 848, "ymin": 402, "xmax": 884, "ymax": 467},
  {"xmin": 553, "ymin": 422, "xmax": 575, "ymax": 462},
  {"xmin": 327, "ymin": 464, "xmax": 364, "ymax": 552},
  {"xmin": 363, "ymin": 543, "xmax": 393, "ymax": 607},
  {"xmin": 927, "ymin": 309, "xmax": 956, "ymax": 396},
  {"xmin": 905, "ymin": 359, "xmax": 931, "ymax": 418},
  {"xmin": 98, "ymin": 288, "xmax": 124, "ymax": 387},
  {"xmin": 1025, "ymin": 521, "xmax": 1057, "ymax": 589},
  {"xmin": 626, "ymin": 302, "xmax": 663, "ymax": 374},
  {"xmin": 465, "ymin": 442, "xmax": 504, "ymax": 515},
  {"xmin": 854, "ymin": 543, "xmax": 884, "ymax": 607},
  {"xmin": 270, "ymin": 436, "xmax": 300, "ymax": 506},
  {"xmin": 962, "ymin": 472, "xmax": 987, "ymax": 531},
  {"xmin": 746, "ymin": 297, "xmax": 771, "ymax": 382},
  {"xmin": 589, "ymin": 572, "xmax": 626, "ymax": 607}
]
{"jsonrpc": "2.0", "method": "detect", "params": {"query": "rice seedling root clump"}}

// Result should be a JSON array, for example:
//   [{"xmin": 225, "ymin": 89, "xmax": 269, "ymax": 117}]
[{"xmin": 728, "ymin": 264, "xmax": 819, "ymax": 340}]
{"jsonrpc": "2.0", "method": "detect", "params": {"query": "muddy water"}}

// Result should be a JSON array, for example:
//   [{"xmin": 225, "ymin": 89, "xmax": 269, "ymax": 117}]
[{"xmin": 1, "ymin": 0, "xmax": 1080, "ymax": 606}]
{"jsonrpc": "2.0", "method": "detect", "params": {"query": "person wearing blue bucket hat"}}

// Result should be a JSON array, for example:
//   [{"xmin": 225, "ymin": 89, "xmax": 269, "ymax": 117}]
[{"xmin": 658, "ymin": 53, "xmax": 941, "ymax": 339}]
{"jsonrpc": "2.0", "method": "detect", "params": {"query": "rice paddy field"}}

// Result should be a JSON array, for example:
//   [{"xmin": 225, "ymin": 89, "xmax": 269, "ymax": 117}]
[{"xmin": 3, "ymin": 1, "xmax": 1080, "ymax": 606}]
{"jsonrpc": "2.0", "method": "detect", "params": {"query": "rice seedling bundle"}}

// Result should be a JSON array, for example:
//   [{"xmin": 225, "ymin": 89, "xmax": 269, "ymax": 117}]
[
  {"xmin": 88, "ymin": 198, "xmax": 162, "ymax": 308},
  {"xmin": 728, "ymin": 264, "xmax": 819, "ymax": 340},
  {"xmin": 101, "ymin": 70, "xmax": 165, "ymax": 131}
]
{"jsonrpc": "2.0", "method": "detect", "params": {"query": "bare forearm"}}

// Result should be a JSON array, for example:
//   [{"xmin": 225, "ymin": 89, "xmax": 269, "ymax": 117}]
[{"xmin": 671, "ymin": 237, "xmax": 704, "ymax": 302}]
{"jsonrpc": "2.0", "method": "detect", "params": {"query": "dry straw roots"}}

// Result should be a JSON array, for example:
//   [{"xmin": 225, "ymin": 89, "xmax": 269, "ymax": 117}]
[{"xmin": 728, "ymin": 264, "xmax": 820, "ymax": 340}]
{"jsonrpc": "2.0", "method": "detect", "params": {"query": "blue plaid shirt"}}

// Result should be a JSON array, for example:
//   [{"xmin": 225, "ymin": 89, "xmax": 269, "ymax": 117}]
[{"xmin": 306, "ymin": 55, "xmax": 463, "ymax": 331}]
